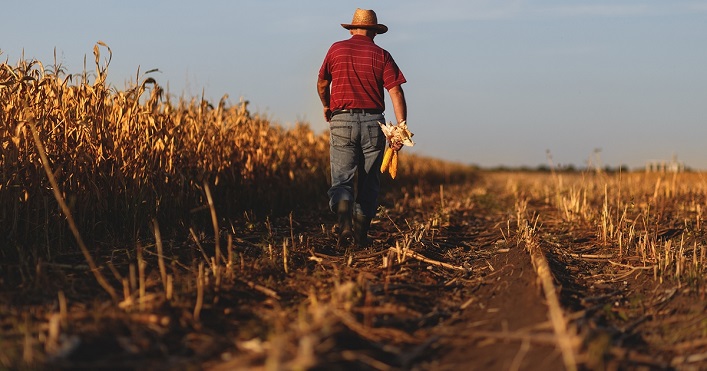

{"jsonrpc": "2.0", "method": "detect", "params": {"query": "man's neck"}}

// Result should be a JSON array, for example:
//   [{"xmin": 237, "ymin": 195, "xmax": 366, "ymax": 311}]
[{"xmin": 350, "ymin": 29, "xmax": 376, "ymax": 40}]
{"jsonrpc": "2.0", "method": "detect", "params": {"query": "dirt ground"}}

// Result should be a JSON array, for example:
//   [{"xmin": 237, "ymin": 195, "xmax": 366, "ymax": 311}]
[{"xmin": 2, "ymin": 172, "xmax": 707, "ymax": 370}]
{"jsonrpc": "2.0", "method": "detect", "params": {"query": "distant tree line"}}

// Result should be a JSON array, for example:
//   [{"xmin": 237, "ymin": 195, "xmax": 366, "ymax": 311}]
[{"xmin": 480, "ymin": 164, "xmax": 691, "ymax": 173}]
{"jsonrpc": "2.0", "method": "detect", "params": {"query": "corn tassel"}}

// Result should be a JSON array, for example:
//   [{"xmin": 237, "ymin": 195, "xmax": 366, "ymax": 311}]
[
  {"xmin": 389, "ymin": 150, "xmax": 398, "ymax": 179},
  {"xmin": 380, "ymin": 147, "xmax": 394, "ymax": 173}
]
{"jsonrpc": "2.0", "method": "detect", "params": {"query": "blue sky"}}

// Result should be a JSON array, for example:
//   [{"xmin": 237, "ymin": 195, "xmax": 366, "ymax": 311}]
[{"xmin": 3, "ymin": 1, "xmax": 707, "ymax": 170}]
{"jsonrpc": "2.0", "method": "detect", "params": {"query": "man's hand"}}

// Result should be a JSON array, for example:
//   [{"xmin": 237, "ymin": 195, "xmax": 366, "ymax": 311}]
[
  {"xmin": 380, "ymin": 120, "xmax": 413, "ymax": 152},
  {"xmin": 323, "ymin": 107, "xmax": 332, "ymax": 122},
  {"xmin": 390, "ymin": 141, "xmax": 403, "ymax": 151}
]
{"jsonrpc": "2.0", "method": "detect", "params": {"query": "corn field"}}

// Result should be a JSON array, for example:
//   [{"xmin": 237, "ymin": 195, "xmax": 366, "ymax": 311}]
[{"xmin": 0, "ymin": 43, "xmax": 475, "ymax": 263}]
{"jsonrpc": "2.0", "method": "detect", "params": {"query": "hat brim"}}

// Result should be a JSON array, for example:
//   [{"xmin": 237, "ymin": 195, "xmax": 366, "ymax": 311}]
[{"xmin": 341, "ymin": 23, "xmax": 388, "ymax": 34}]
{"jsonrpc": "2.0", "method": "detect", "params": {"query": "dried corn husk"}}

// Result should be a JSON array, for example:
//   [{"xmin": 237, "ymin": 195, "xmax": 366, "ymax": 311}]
[
  {"xmin": 379, "ymin": 120, "xmax": 414, "ymax": 147},
  {"xmin": 378, "ymin": 121, "xmax": 414, "ymax": 178}
]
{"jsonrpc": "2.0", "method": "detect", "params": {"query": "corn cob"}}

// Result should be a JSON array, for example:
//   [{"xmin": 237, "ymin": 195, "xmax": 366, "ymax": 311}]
[
  {"xmin": 380, "ymin": 147, "xmax": 394, "ymax": 173},
  {"xmin": 389, "ymin": 150, "xmax": 398, "ymax": 179}
]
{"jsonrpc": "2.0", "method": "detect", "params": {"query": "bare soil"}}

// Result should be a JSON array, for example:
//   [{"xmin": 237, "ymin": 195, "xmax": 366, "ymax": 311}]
[{"xmin": 2, "ymin": 172, "xmax": 706, "ymax": 370}]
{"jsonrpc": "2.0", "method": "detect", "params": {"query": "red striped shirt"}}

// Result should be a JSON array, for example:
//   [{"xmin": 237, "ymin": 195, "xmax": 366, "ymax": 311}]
[{"xmin": 319, "ymin": 35, "xmax": 406, "ymax": 111}]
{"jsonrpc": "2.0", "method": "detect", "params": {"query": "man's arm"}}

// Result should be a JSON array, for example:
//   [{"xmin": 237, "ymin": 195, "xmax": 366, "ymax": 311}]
[
  {"xmin": 388, "ymin": 85, "xmax": 407, "ymax": 150},
  {"xmin": 317, "ymin": 78, "xmax": 332, "ymax": 122},
  {"xmin": 389, "ymin": 85, "xmax": 407, "ymax": 124}
]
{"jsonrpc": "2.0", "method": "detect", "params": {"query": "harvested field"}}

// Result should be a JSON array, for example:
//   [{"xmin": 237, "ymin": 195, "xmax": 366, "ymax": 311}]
[
  {"xmin": 2, "ymin": 50, "xmax": 707, "ymax": 370},
  {"xmin": 3, "ymin": 171, "xmax": 707, "ymax": 370}
]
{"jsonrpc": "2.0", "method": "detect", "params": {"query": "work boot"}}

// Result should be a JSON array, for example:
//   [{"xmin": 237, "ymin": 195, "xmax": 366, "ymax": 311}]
[
  {"xmin": 353, "ymin": 215, "xmax": 373, "ymax": 247},
  {"xmin": 336, "ymin": 200, "xmax": 353, "ymax": 244}
]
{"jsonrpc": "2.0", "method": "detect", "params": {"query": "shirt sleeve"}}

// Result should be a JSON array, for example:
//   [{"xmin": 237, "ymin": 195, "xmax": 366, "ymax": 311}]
[
  {"xmin": 382, "ymin": 53, "xmax": 406, "ymax": 90},
  {"xmin": 318, "ymin": 48, "xmax": 332, "ymax": 81}
]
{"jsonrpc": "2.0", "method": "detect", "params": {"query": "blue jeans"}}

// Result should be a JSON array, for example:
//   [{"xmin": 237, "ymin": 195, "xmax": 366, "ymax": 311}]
[{"xmin": 328, "ymin": 112, "xmax": 386, "ymax": 220}]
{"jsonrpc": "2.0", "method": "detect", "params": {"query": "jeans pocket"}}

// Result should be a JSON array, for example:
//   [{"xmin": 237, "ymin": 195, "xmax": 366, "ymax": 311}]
[
  {"xmin": 366, "ymin": 124, "xmax": 386, "ymax": 150},
  {"xmin": 330, "ymin": 125, "xmax": 352, "ymax": 147}
]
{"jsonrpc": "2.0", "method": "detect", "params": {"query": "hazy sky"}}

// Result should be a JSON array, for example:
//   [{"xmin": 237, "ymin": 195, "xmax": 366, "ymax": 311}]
[{"xmin": 3, "ymin": 1, "xmax": 706, "ymax": 170}]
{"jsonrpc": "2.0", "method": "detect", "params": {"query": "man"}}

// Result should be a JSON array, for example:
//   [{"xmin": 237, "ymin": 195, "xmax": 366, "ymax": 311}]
[{"xmin": 317, "ymin": 8, "xmax": 408, "ymax": 246}]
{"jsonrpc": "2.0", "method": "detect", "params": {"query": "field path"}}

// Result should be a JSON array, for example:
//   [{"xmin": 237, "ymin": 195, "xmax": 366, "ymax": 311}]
[
  {"xmin": 208, "ymin": 173, "xmax": 585, "ymax": 370},
  {"xmin": 399, "ymin": 175, "xmax": 575, "ymax": 370}
]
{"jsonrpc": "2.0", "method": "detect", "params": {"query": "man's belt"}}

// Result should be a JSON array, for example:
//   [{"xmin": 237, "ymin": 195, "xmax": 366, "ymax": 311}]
[{"xmin": 331, "ymin": 108, "xmax": 384, "ymax": 116}]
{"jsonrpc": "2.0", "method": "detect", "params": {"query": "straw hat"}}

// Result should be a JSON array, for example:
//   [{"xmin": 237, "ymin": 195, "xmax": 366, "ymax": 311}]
[{"xmin": 341, "ymin": 8, "xmax": 388, "ymax": 34}]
